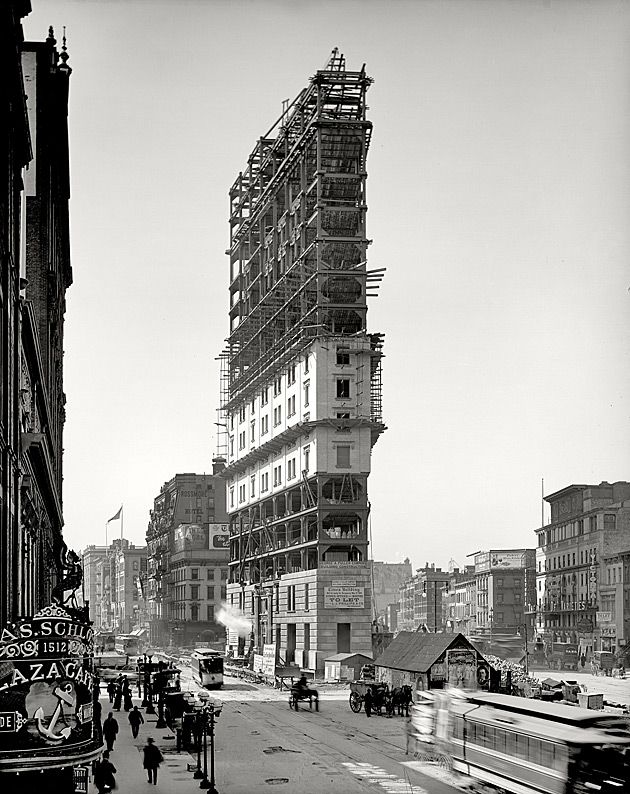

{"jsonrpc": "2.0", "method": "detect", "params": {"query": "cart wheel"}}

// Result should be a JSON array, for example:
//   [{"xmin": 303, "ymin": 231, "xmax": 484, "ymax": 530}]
[{"xmin": 349, "ymin": 692, "xmax": 363, "ymax": 713}]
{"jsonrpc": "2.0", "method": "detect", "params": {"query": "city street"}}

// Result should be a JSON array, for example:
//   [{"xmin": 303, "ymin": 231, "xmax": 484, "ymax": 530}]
[
  {"xmin": 92, "ymin": 673, "xmax": 463, "ymax": 794},
  {"xmin": 528, "ymin": 669, "xmax": 630, "ymax": 708}
]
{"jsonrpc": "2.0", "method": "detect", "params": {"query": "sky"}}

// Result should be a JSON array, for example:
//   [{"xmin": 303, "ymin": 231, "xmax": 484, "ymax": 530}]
[{"xmin": 23, "ymin": 0, "xmax": 630, "ymax": 571}]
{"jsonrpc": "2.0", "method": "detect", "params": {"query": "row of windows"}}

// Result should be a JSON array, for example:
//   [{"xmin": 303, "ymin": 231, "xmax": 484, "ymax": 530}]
[
  {"xmin": 171, "ymin": 567, "xmax": 228, "ymax": 582},
  {"xmin": 230, "ymin": 375, "xmax": 354, "ymax": 435},
  {"xmin": 229, "ymin": 445, "xmax": 352, "ymax": 506},
  {"xmin": 455, "ymin": 719, "xmax": 565, "ymax": 770},
  {"xmin": 538, "ymin": 514, "xmax": 616, "ymax": 547},
  {"xmin": 230, "ymin": 583, "xmax": 310, "ymax": 613},
  {"xmin": 539, "ymin": 549, "xmax": 597, "ymax": 572}
]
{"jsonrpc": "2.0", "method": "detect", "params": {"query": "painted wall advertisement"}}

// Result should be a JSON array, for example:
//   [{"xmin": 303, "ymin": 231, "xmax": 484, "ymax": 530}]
[{"xmin": 0, "ymin": 604, "xmax": 101, "ymax": 773}]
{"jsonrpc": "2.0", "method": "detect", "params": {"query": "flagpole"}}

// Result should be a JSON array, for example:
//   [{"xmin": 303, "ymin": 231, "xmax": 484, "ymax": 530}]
[{"xmin": 121, "ymin": 505, "xmax": 124, "ymax": 541}]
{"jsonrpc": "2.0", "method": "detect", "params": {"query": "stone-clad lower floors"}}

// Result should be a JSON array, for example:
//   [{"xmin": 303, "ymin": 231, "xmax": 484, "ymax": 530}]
[{"xmin": 226, "ymin": 564, "xmax": 373, "ymax": 672}]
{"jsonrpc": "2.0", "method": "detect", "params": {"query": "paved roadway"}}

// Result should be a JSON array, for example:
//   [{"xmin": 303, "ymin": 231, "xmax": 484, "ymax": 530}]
[
  {"xmin": 91, "ymin": 673, "xmax": 465, "ymax": 794},
  {"xmin": 177, "ymin": 669, "xmax": 464, "ymax": 794}
]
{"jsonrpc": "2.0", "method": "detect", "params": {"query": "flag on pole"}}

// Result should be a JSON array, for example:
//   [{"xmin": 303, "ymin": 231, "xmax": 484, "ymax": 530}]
[{"xmin": 108, "ymin": 506, "xmax": 122, "ymax": 523}]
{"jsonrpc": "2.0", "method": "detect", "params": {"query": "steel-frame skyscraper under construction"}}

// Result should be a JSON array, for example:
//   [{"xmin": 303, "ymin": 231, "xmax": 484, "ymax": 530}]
[{"xmin": 221, "ymin": 51, "xmax": 385, "ymax": 672}]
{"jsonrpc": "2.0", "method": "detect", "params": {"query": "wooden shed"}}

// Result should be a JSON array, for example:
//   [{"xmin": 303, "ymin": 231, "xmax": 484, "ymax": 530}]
[
  {"xmin": 324, "ymin": 652, "xmax": 373, "ymax": 683},
  {"xmin": 376, "ymin": 632, "xmax": 490, "ymax": 692}
]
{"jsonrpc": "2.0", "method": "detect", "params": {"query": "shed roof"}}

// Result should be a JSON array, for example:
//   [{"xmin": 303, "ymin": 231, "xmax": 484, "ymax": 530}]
[
  {"xmin": 324, "ymin": 652, "xmax": 373, "ymax": 663},
  {"xmin": 376, "ymin": 632, "xmax": 475, "ymax": 673}
]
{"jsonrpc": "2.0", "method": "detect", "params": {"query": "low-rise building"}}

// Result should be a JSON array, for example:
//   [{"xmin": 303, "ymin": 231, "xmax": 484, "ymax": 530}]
[
  {"xmin": 81, "ymin": 540, "xmax": 147, "ymax": 634},
  {"xmin": 473, "ymin": 549, "xmax": 536, "ymax": 639},
  {"xmin": 530, "ymin": 481, "xmax": 630, "ymax": 657},
  {"xmin": 371, "ymin": 559, "xmax": 412, "ymax": 623},
  {"xmin": 444, "ymin": 565, "xmax": 476, "ymax": 634},
  {"xmin": 398, "ymin": 563, "xmax": 450, "ymax": 632}
]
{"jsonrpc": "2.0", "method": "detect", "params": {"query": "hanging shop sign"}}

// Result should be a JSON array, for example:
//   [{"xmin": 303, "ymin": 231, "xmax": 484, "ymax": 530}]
[{"xmin": 0, "ymin": 604, "xmax": 102, "ymax": 773}]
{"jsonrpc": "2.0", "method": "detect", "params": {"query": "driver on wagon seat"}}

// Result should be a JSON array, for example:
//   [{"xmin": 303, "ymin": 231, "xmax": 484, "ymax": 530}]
[{"xmin": 297, "ymin": 674, "xmax": 309, "ymax": 694}]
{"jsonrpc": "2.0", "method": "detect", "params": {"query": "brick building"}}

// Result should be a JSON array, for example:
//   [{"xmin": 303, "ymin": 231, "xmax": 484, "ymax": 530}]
[
  {"xmin": 473, "ymin": 549, "xmax": 536, "ymax": 638},
  {"xmin": 398, "ymin": 563, "xmax": 451, "ymax": 633},
  {"xmin": 146, "ymin": 466, "xmax": 228, "ymax": 647},
  {"xmin": 530, "ymin": 481, "xmax": 630, "ymax": 657}
]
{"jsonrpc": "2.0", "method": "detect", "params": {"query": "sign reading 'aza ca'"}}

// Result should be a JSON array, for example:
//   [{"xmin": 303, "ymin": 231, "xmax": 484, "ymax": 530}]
[{"xmin": 0, "ymin": 604, "xmax": 98, "ymax": 768}]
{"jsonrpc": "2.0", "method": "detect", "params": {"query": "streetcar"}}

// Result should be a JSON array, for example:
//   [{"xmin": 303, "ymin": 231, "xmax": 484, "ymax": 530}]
[
  {"xmin": 114, "ymin": 634, "xmax": 142, "ymax": 657},
  {"xmin": 407, "ymin": 690, "xmax": 630, "ymax": 793},
  {"xmin": 190, "ymin": 648, "xmax": 224, "ymax": 689}
]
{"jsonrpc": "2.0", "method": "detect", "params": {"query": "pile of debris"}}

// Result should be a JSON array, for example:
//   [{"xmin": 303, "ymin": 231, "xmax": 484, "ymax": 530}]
[{"xmin": 486, "ymin": 654, "xmax": 540, "ymax": 689}]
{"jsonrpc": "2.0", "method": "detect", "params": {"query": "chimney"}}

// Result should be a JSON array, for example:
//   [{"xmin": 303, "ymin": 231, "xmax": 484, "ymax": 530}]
[{"xmin": 212, "ymin": 456, "xmax": 226, "ymax": 475}]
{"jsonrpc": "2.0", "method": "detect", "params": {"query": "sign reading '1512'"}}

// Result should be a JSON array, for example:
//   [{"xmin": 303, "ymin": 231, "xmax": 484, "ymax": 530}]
[{"xmin": 0, "ymin": 604, "xmax": 96, "ymax": 758}]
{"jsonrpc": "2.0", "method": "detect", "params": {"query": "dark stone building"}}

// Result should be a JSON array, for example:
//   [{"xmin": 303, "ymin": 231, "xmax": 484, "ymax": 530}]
[{"xmin": 1, "ymin": 7, "xmax": 74, "ymax": 623}]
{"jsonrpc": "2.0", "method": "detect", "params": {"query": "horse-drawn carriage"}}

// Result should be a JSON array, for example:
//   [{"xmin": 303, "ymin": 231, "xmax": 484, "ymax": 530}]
[
  {"xmin": 288, "ymin": 681, "xmax": 319, "ymax": 711},
  {"xmin": 349, "ymin": 680, "xmax": 412, "ymax": 716}
]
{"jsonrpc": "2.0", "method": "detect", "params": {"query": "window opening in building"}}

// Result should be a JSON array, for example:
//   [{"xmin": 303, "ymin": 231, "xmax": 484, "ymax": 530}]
[{"xmin": 336, "ymin": 378, "xmax": 350, "ymax": 399}]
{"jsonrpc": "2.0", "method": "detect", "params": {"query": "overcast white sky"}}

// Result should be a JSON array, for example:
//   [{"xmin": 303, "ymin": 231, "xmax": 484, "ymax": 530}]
[{"xmin": 24, "ymin": 0, "xmax": 630, "ymax": 571}]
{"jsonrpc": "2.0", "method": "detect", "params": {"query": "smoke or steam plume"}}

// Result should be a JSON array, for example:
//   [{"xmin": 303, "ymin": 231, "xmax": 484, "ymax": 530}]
[{"xmin": 215, "ymin": 603, "xmax": 252, "ymax": 637}]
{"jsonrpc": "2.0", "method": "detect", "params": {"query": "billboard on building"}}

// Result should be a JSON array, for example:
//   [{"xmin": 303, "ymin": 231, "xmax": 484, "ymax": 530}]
[
  {"xmin": 490, "ymin": 552, "xmax": 526, "ymax": 569},
  {"xmin": 173, "ymin": 523, "xmax": 208, "ymax": 552},
  {"xmin": 0, "ymin": 604, "xmax": 101, "ymax": 773},
  {"xmin": 209, "ymin": 524, "xmax": 229, "ymax": 549}
]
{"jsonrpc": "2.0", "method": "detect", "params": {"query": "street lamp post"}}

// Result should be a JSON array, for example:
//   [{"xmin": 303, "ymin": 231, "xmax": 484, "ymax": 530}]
[
  {"xmin": 489, "ymin": 607, "xmax": 494, "ymax": 652},
  {"xmin": 146, "ymin": 654, "xmax": 155, "ymax": 714},
  {"xmin": 520, "ymin": 624, "xmax": 529, "ymax": 676},
  {"xmin": 192, "ymin": 706, "xmax": 203, "ymax": 780},
  {"xmin": 199, "ymin": 703, "xmax": 221, "ymax": 792}
]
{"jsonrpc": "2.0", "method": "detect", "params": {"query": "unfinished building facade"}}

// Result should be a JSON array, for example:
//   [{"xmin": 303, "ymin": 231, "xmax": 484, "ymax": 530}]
[{"xmin": 221, "ymin": 51, "xmax": 385, "ymax": 673}]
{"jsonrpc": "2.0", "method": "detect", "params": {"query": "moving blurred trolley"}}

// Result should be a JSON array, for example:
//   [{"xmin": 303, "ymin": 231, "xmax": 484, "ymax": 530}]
[{"xmin": 407, "ymin": 690, "xmax": 630, "ymax": 794}]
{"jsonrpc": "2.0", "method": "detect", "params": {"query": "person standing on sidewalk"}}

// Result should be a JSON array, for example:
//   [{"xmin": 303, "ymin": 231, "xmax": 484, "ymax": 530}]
[
  {"xmin": 364, "ymin": 687, "xmax": 373, "ymax": 718},
  {"xmin": 103, "ymin": 712, "xmax": 119, "ymax": 752},
  {"xmin": 106, "ymin": 680, "xmax": 117, "ymax": 704},
  {"xmin": 142, "ymin": 737, "xmax": 164, "ymax": 785},
  {"xmin": 129, "ymin": 705, "xmax": 145, "ymax": 738}
]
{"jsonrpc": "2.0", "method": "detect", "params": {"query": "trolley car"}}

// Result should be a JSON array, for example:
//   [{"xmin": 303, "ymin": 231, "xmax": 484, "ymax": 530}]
[
  {"xmin": 407, "ymin": 690, "xmax": 630, "ymax": 794},
  {"xmin": 190, "ymin": 648, "xmax": 224, "ymax": 689}
]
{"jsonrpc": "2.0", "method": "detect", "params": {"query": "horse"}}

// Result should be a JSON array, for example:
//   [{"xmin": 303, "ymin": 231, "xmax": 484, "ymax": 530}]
[
  {"xmin": 391, "ymin": 685, "xmax": 413, "ymax": 716},
  {"xmin": 289, "ymin": 685, "xmax": 319, "ymax": 712}
]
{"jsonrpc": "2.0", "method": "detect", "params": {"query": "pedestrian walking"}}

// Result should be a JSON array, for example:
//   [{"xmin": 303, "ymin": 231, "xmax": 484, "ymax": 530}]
[
  {"xmin": 107, "ymin": 680, "xmax": 117, "ymax": 704},
  {"xmin": 103, "ymin": 712, "xmax": 119, "ymax": 752},
  {"xmin": 142, "ymin": 737, "xmax": 164, "ymax": 785},
  {"xmin": 364, "ymin": 687, "xmax": 373, "ymax": 718},
  {"xmin": 113, "ymin": 682, "xmax": 122, "ymax": 711},
  {"xmin": 94, "ymin": 751, "xmax": 117, "ymax": 794},
  {"xmin": 129, "ymin": 705, "xmax": 145, "ymax": 738},
  {"xmin": 122, "ymin": 677, "xmax": 133, "ymax": 711}
]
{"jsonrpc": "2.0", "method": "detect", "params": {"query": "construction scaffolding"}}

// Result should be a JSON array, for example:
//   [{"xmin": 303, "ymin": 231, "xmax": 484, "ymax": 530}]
[
  {"xmin": 221, "ymin": 53, "xmax": 385, "ymax": 656},
  {"xmin": 220, "ymin": 49, "xmax": 384, "ymax": 419}
]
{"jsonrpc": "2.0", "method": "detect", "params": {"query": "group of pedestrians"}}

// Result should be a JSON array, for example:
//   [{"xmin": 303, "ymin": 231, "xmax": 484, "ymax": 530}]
[
  {"xmin": 106, "ymin": 674, "xmax": 134, "ymax": 711},
  {"xmin": 95, "ymin": 691, "xmax": 163, "ymax": 791}
]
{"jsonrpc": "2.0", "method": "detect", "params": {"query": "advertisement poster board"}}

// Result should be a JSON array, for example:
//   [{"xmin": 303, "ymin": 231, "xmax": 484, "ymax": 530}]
[
  {"xmin": 446, "ymin": 648, "xmax": 477, "ymax": 689},
  {"xmin": 262, "ymin": 644, "xmax": 276, "ymax": 677}
]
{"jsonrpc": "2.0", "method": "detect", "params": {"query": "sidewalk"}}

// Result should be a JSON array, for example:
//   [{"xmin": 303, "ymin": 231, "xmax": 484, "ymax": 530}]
[{"xmin": 91, "ymin": 693, "xmax": 200, "ymax": 793}]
